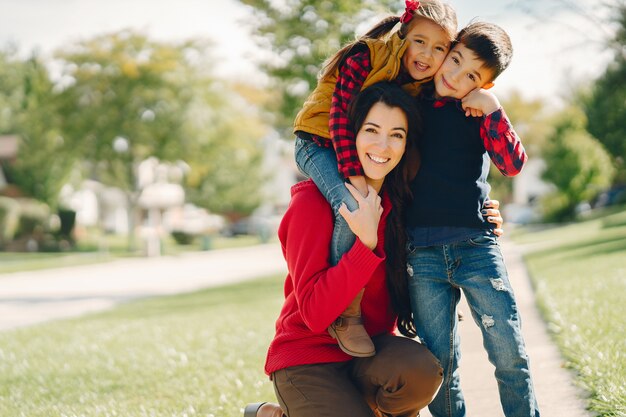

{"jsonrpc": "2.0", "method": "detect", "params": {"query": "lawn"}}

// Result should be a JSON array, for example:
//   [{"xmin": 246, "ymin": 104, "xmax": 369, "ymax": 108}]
[
  {"xmin": 2, "ymin": 208, "xmax": 625, "ymax": 417},
  {"xmin": 0, "ymin": 275, "xmax": 284, "ymax": 417},
  {"xmin": 512, "ymin": 207, "xmax": 626, "ymax": 416}
]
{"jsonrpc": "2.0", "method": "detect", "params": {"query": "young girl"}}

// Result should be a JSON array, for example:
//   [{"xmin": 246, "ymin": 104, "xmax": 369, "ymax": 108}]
[
  {"xmin": 293, "ymin": 0, "xmax": 457, "ymax": 357},
  {"xmin": 247, "ymin": 81, "xmax": 442, "ymax": 417}
]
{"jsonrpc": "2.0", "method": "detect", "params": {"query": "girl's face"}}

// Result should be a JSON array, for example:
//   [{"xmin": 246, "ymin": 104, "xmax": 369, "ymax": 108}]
[
  {"xmin": 433, "ymin": 43, "xmax": 494, "ymax": 99},
  {"xmin": 356, "ymin": 102, "xmax": 408, "ymax": 192},
  {"xmin": 401, "ymin": 17, "xmax": 452, "ymax": 81}
]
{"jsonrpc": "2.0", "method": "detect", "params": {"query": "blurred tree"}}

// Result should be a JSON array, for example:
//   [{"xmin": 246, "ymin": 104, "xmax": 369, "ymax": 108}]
[
  {"xmin": 0, "ymin": 50, "xmax": 72, "ymax": 210},
  {"xmin": 234, "ymin": 0, "xmax": 402, "ymax": 137},
  {"xmin": 54, "ymin": 30, "xmax": 265, "ymax": 247},
  {"xmin": 183, "ymin": 81, "xmax": 267, "ymax": 218},
  {"xmin": 583, "ymin": 2, "xmax": 626, "ymax": 184},
  {"xmin": 0, "ymin": 47, "xmax": 24, "ymax": 134},
  {"xmin": 541, "ymin": 106, "xmax": 615, "ymax": 221},
  {"xmin": 55, "ymin": 30, "xmax": 198, "ymax": 249}
]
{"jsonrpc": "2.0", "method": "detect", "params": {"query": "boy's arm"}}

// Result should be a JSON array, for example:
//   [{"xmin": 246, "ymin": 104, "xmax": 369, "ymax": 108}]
[
  {"xmin": 463, "ymin": 89, "xmax": 528, "ymax": 176},
  {"xmin": 461, "ymin": 88, "xmax": 500, "ymax": 117},
  {"xmin": 330, "ymin": 51, "xmax": 371, "ymax": 195},
  {"xmin": 480, "ymin": 107, "xmax": 528, "ymax": 176}
]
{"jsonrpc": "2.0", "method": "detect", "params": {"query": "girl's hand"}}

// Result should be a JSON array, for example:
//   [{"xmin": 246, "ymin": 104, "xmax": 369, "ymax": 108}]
[
  {"xmin": 482, "ymin": 199, "xmax": 504, "ymax": 237},
  {"xmin": 338, "ymin": 183, "xmax": 383, "ymax": 250}
]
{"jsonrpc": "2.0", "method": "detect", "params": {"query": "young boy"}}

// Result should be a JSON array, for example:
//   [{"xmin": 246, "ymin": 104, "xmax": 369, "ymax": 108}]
[{"xmin": 406, "ymin": 22, "xmax": 540, "ymax": 417}]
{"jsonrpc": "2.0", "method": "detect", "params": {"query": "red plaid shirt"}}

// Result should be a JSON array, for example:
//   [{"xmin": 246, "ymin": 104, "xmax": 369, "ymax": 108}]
[{"xmin": 433, "ymin": 97, "xmax": 527, "ymax": 176}]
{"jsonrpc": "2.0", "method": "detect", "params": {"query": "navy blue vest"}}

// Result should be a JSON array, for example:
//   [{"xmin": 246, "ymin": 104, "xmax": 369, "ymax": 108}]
[{"xmin": 406, "ymin": 98, "xmax": 491, "ymax": 229}]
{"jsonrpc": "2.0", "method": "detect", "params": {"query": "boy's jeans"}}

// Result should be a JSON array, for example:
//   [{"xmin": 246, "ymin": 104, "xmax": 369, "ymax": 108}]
[
  {"xmin": 294, "ymin": 136, "xmax": 358, "ymax": 265},
  {"xmin": 406, "ymin": 231, "xmax": 540, "ymax": 417}
]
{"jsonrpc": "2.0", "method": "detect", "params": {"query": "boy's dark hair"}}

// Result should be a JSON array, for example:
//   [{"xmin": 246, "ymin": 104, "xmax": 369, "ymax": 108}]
[
  {"xmin": 456, "ymin": 21, "xmax": 513, "ymax": 81},
  {"xmin": 348, "ymin": 82, "xmax": 421, "ymax": 338}
]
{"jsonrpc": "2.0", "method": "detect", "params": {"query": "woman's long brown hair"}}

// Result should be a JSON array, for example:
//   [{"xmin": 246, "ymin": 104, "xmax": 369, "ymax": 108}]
[{"xmin": 347, "ymin": 82, "xmax": 421, "ymax": 338}]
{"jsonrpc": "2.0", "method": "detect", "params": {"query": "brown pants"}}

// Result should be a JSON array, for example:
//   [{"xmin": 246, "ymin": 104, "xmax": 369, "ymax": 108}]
[{"xmin": 272, "ymin": 335, "xmax": 443, "ymax": 417}]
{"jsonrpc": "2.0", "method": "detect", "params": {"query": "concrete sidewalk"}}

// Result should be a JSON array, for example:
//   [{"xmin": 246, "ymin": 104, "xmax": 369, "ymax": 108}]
[
  {"xmin": 0, "ymin": 241, "xmax": 592, "ymax": 415},
  {"xmin": 0, "ymin": 243, "xmax": 287, "ymax": 331}
]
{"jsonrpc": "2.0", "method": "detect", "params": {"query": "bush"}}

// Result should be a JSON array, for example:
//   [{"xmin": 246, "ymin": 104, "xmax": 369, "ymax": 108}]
[
  {"xmin": 171, "ymin": 230, "xmax": 196, "ymax": 245},
  {"xmin": 541, "ymin": 119, "xmax": 615, "ymax": 221},
  {"xmin": 0, "ymin": 196, "xmax": 20, "ymax": 242}
]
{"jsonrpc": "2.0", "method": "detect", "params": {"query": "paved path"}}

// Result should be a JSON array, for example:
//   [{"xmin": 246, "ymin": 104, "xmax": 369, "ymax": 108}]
[
  {"xmin": 0, "ymin": 241, "xmax": 592, "ymax": 415},
  {"xmin": 0, "ymin": 244, "xmax": 287, "ymax": 331}
]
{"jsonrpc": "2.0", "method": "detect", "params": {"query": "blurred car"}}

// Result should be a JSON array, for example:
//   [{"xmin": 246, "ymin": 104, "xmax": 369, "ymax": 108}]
[
  {"xmin": 593, "ymin": 186, "xmax": 626, "ymax": 208},
  {"xmin": 223, "ymin": 204, "xmax": 284, "ymax": 241}
]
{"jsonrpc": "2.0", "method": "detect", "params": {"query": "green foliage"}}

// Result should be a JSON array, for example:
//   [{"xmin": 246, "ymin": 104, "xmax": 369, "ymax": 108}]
[
  {"xmin": 236, "ymin": 0, "xmax": 402, "ymax": 136},
  {"xmin": 55, "ymin": 30, "xmax": 198, "ymax": 191},
  {"xmin": 0, "ymin": 51, "xmax": 73, "ymax": 209},
  {"xmin": 0, "ymin": 47, "xmax": 24, "ymax": 134},
  {"xmin": 515, "ymin": 209, "xmax": 626, "ymax": 416},
  {"xmin": 54, "ymin": 30, "xmax": 266, "ymax": 223},
  {"xmin": 183, "ymin": 82, "xmax": 267, "ymax": 217},
  {"xmin": 540, "ymin": 106, "xmax": 615, "ymax": 221},
  {"xmin": 0, "ymin": 196, "xmax": 19, "ymax": 241},
  {"xmin": 583, "ymin": 3, "xmax": 626, "ymax": 184}
]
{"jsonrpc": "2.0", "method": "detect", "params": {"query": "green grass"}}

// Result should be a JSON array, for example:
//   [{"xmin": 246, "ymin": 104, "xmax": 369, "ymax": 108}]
[
  {"xmin": 513, "ymin": 208, "xmax": 626, "ymax": 416},
  {"xmin": 5, "ymin": 207, "xmax": 624, "ymax": 416},
  {"xmin": 0, "ymin": 251, "xmax": 118, "ymax": 274},
  {"xmin": 0, "ymin": 275, "xmax": 284, "ymax": 417}
]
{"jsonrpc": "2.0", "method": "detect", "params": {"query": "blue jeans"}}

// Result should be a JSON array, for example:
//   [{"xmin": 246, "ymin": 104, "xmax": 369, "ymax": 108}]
[
  {"xmin": 406, "ymin": 231, "xmax": 540, "ymax": 417},
  {"xmin": 294, "ymin": 136, "xmax": 358, "ymax": 266}
]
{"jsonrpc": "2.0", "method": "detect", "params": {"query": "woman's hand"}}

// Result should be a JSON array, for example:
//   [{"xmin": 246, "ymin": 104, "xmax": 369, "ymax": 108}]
[
  {"xmin": 338, "ymin": 183, "xmax": 383, "ymax": 250},
  {"xmin": 482, "ymin": 199, "xmax": 504, "ymax": 237}
]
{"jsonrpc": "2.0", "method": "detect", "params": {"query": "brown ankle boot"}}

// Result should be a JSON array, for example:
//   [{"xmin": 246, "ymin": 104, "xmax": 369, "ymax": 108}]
[
  {"xmin": 243, "ymin": 402, "xmax": 284, "ymax": 417},
  {"xmin": 328, "ymin": 289, "xmax": 375, "ymax": 357}
]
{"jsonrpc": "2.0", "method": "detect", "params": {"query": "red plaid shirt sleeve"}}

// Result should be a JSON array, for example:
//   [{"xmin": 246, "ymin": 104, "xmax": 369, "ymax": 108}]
[
  {"xmin": 480, "ymin": 107, "xmax": 528, "ymax": 176},
  {"xmin": 329, "ymin": 52, "xmax": 371, "ymax": 178}
]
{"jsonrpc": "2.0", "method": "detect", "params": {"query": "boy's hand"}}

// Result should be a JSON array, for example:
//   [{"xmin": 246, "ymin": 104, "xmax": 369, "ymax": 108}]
[
  {"xmin": 338, "ymin": 183, "xmax": 382, "ymax": 250},
  {"xmin": 461, "ymin": 88, "xmax": 500, "ymax": 118},
  {"xmin": 482, "ymin": 199, "xmax": 504, "ymax": 237},
  {"xmin": 349, "ymin": 175, "xmax": 369, "ymax": 197}
]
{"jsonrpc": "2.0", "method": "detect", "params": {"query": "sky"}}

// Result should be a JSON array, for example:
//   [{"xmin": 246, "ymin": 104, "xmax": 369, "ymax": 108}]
[{"xmin": 0, "ymin": 0, "xmax": 617, "ymax": 104}]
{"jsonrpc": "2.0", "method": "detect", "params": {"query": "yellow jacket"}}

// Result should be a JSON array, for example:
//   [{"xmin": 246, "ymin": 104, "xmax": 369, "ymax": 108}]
[{"xmin": 293, "ymin": 32, "xmax": 425, "ymax": 139}]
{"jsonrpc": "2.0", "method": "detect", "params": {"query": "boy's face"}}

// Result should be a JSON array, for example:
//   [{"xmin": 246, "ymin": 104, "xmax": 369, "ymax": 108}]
[
  {"xmin": 433, "ymin": 43, "xmax": 495, "ymax": 99},
  {"xmin": 402, "ymin": 17, "xmax": 452, "ymax": 82}
]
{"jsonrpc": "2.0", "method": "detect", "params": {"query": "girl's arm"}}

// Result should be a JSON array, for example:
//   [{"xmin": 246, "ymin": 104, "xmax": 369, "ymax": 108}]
[{"xmin": 329, "ymin": 51, "xmax": 371, "ymax": 184}]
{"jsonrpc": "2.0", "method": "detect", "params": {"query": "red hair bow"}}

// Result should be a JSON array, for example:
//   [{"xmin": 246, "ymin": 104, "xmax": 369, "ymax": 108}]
[{"xmin": 400, "ymin": 0, "xmax": 420, "ymax": 24}]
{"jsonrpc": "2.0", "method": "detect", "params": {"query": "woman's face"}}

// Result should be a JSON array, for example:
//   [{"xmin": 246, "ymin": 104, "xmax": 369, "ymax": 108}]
[{"xmin": 356, "ymin": 102, "xmax": 408, "ymax": 191}]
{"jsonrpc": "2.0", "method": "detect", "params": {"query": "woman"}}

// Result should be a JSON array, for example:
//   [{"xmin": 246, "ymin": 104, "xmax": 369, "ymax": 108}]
[{"xmin": 246, "ymin": 82, "xmax": 502, "ymax": 417}]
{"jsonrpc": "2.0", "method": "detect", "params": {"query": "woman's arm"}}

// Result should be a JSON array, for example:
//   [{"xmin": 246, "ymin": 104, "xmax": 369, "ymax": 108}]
[{"xmin": 279, "ymin": 186, "xmax": 385, "ymax": 333}]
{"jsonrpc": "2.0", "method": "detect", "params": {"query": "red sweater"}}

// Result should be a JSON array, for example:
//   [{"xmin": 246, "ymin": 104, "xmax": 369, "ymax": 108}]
[{"xmin": 264, "ymin": 180, "xmax": 396, "ymax": 375}]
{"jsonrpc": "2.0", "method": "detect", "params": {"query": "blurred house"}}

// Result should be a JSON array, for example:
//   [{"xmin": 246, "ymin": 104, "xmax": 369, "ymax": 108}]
[{"xmin": 507, "ymin": 158, "xmax": 554, "ymax": 224}]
